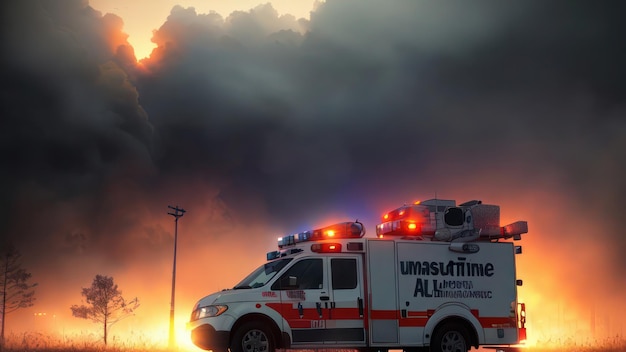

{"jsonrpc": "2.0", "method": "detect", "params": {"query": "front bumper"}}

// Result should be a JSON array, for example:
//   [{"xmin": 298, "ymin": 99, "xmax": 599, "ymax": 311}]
[{"xmin": 191, "ymin": 324, "xmax": 230, "ymax": 351}]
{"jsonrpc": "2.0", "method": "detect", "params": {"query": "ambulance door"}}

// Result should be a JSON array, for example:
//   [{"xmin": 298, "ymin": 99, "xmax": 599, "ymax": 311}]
[
  {"xmin": 271, "ymin": 257, "xmax": 329, "ymax": 346},
  {"xmin": 368, "ymin": 240, "xmax": 399, "ymax": 344},
  {"xmin": 325, "ymin": 255, "xmax": 366, "ymax": 345}
]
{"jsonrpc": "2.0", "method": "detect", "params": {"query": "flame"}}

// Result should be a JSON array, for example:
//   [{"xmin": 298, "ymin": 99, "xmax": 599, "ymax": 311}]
[{"xmin": 497, "ymin": 193, "xmax": 626, "ymax": 347}]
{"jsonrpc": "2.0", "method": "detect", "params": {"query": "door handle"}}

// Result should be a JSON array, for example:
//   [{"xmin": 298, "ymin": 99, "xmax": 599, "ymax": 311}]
[
  {"xmin": 358, "ymin": 297, "xmax": 364, "ymax": 317},
  {"xmin": 320, "ymin": 295, "xmax": 330, "ymax": 301}
]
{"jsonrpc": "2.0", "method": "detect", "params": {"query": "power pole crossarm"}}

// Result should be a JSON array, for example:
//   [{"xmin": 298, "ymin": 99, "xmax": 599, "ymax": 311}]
[{"xmin": 168, "ymin": 205, "xmax": 186, "ymax": 219}]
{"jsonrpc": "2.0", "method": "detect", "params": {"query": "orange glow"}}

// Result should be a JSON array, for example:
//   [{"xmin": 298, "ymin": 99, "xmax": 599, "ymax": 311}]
[
  {"xmin": 383, "ymin": 213, "xmax": 389, "ymax": 220},
  {"xmin": 7, "ymin": 182, "xmax": 278, "ymax": 350},
  {"xmin": 8, "ymin": 180, "xmax": 626, "ymax": 350},
  {"xmin": 89, "ymin": 0, "xmax": 315, "ymax": 60},
  {"xmin": 407, "ymin": 223, "xmax": 417, "ymax": 230},
  {"xmin": 492, "ymin": 192, "xmax": 626, "ymax": 347},
  {"xmin": 326, "ymin": 230, "xmax": 335, "ymax": 237}
]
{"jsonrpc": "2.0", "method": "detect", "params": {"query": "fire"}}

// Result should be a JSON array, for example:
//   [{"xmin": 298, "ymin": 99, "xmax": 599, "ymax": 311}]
[
  {"xmin": 123, "ymin": 312, "xmax": 198, "ymax": 350},
  {"xmin": 497, "ymin": 194, "xmax": 626, "ymax": 347},
  {"xmin": 18, "ymin": 297, "xmax": 205, "ymax": 350}
]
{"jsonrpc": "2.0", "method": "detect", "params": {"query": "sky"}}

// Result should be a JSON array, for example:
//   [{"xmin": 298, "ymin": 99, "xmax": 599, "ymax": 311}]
[{"xmin": 1, "ymin": 0, "xmax": 626, "ymax": 349}]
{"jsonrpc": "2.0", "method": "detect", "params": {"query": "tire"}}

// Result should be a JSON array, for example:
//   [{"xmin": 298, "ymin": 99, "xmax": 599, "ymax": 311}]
[
  {"xmin": 230, "ymin": 321, "xmax": 275, "ymax": 352},
  {"xmin": 430, "ymin": 321, "xmax": 470, "ymax": 352}
]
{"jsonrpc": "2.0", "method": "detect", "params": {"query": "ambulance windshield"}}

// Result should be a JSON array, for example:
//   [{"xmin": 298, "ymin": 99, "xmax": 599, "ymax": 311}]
[{"xmin": 233, "ymin": 258, "xmax": 293, "ymax": 289}]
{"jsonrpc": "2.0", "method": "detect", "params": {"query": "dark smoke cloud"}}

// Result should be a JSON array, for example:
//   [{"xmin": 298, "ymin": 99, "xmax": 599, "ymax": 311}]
[
  {"xmin": 1, "ymin": 0, "xmax": 626, "ymax": 339},
  {"xmin": 0, "ymin": 0, "xmax": 155, "ymax": 259},
  {"xmin": 138, "ymin": 0, "xmax": 626, "ymax": 231}
]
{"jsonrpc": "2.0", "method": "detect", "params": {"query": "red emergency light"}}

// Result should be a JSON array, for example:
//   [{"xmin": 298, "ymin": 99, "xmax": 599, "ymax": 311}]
[
  {"xmin": 381, "ymin": 204, "xmax": 429, "ymax": 222},
  {"xmin": 376, "ymin": 220, "xmax": 423, "ymax": 238},
  {"xmin": 311, "ymin": 243, "xmax": 342, "ymax": 253},
  {"xmin": 377, "ymin": 204, "xmax": 431, "ymax": 238},
  {"xmin": 310, "ymin": 221, "xmax": 365, "ymax": 240}
]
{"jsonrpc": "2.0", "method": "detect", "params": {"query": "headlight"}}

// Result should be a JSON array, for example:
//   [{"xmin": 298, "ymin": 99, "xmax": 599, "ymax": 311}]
[{"xmin": 190, "ymin": 305, "xmax": 228, "ymax": 321}]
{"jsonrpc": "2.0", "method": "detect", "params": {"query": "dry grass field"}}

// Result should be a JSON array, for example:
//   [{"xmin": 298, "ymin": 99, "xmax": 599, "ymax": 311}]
[{"xmin": 1, "ymin": 333, "xmax": 625, "ymax": 352}]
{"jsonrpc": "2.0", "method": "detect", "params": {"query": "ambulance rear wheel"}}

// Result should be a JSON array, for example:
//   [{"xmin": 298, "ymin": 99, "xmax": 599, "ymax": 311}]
[
  {"xmin": 230, "ymin": 321, "xmax": 275, "ymax": 352},
  {"xmin": 431, "ymin": 321, "xmax": 470, "ymax": 352}
]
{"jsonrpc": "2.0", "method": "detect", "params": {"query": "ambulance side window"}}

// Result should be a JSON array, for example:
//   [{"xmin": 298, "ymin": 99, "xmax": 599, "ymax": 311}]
[
  {"xmin": 331, "ymin": 258, "xmax": 357, "ymax": 290},
  {"xmin": 272, "ymin": 258, "xmax": 323, "ymax": 290}
]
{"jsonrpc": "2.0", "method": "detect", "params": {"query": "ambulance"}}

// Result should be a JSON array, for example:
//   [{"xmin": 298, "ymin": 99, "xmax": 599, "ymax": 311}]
[{"xmin": 188, "ymin": 199, "xmax": 528, "ymax": 352}]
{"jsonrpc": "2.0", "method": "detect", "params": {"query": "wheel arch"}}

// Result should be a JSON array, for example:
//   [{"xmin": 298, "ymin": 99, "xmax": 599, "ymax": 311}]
[
  {"xmin": 423, "ymin": 304, "xmax": 481, "ymax": 349},
  {"xmin": 230, "ymin": 313, "xmax": 287, "ymax": 349}
]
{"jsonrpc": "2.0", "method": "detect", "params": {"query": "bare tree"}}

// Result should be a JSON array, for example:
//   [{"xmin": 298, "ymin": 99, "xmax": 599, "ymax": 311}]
[
  {"xmin": 70, "ymin": 274, "xmax": 139, "ymax": 345},
  {"xmin": 0, "ymin": 243, "xmax": 37, "ymax": 346}
]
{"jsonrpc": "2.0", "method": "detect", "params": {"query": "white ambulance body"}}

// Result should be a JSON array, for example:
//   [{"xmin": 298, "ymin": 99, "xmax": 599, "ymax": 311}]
[{"xmin": 188, "ymin": 199, "xmax": 527, "ymax": 352}]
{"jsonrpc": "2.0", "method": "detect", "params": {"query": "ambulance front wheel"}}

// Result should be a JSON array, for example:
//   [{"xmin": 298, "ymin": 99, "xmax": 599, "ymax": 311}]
[
  {"xmin": 430, "ymin": 321, "xmax": 470, "ymax": 352},
  {"xmin": 230, "ymin": 321, "xmax": 275, "ymax": 352}
]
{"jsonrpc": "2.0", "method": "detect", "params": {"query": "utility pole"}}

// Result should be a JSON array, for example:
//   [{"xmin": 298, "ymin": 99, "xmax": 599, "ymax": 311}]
[{"xmin": 168, "ymin": 205, "xmax": 186, "ymax": 349}]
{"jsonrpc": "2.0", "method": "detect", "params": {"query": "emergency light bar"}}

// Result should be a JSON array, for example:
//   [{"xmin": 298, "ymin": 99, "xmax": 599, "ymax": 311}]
[
  {"xmin": 376, "ymin": 199, "xmax": 528, "ymax": 242},
  {"xmin": 376, "ymin": 202, "xmax": 438, "ymax": 238},
  {"xmin": 266, "ymin": 248, "xmax": 303, "ymax": 261},
  {"xmin": 277, "ymin": 221, "xmax": 365, "ymax": 249}
]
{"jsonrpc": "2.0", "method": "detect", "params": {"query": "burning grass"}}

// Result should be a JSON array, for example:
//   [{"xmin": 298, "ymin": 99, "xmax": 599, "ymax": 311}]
[
  {"xmin": 0, "ymin": 331, "xmax": 166, "ymax": 352},
  {"xmin": 526, "ymin": 336, "xmax": 626, "ymax": 352},
  {"xmin": 1, "ymin": 332, "xmax": 625, "ymax": 352}
]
